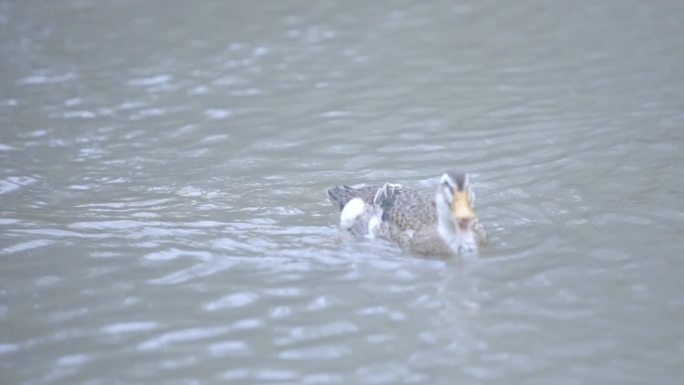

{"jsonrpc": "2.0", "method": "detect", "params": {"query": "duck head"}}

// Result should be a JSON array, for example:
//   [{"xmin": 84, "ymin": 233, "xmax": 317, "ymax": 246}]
[{"xmin": 435, "ymin": 171, "xmax": 481, "ymax": 253}]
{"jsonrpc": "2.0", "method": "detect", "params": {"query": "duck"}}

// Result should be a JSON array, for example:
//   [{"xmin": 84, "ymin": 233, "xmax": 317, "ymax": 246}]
[{"xmin": 326, "ymin": 171, "xmax": 486, "ymax": 256}]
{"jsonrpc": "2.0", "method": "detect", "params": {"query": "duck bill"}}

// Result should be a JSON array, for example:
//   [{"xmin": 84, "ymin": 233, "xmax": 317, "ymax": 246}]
[{"xmin": 450, "ymin": 191, "xmax": 475, "ymax": 220}]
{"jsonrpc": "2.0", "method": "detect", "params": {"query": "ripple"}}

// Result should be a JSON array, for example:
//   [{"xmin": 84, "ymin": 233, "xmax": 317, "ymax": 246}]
[
  {"xmin": 205, "ymin": 109, "xmax": 233, "ymax": 119},
  {"xmin": 127, "ymin": 74, "xmax": 171, "ymax": 86},
  {"xmin": 2, "ymin": 239, "xmax": 53, "ymax": 254},
  {"xmin": 69, "ymin": 220, "xmax": 155, "ymax": 230},
  {"xmin": 76, "ymin": 198, "xmax": 173, "ymax": 209},
  {"xmin": 302, "ymin": 373, "xmax": 344, "ymax": 384},
  {"xmin": 279, "ymin": 345, "xmax": 350, "ymax": 360},
  {"xmin": 35, "ymin": 275, "xmax": 62, "ymax": 287},
  {"xmin": 18, "ymin": 72, "xmax": 77, "ymax": 85},
  {"xmin": 203, "ymin": 292, "xmax": 260, "ymax": 311},
  {"xmin": 0, "ymin": 343, "xmax": 18, "ymax": 355},
  {"xmin": 130, "ymin": 108, "xmax": 166, "ymax": 120},
  {"xmin": 175, "ymin": 186, "xmax": 225, "ymax": 198},
  {"xmin": 408, "ymin": 294, "xmax": 443, "ymax": 310},
  {"xmin": 255, "ymin": 369, "xmax": 298, "ymax": 381},
  {"xmin": 148, "ymin": 259, "xmax": 235, "ymax": 285},
  {"xmin": 320, "ymin": 110, "xmax": 352, "ymax": 118},
  {"xmin": 143, "ymin": 248, "xmax": 212, "ymax": 262},
  {"xmin": 229, "ymin": 88, "xmax": 263, "ymax": 96},
  {"xmin": 14, "ymin": 228, "xmax": 107, "ymax": 239},
  {"xmin": 0, "ymin": 176, "xmax": 37, "ymax": 194},
  {"xmin": 159, "ymin": 355, "xmax": 198, "ymax": 370},
  {"xmin": 55, "ymin": 354, "xmax": 90, "ymax": 366},
  {"xmin": 274, "ymin": 321, "xmax": 359, "ymax": 346},
  {"xmin": 306, "ymin": 295, "xmax": 336, "ymax": 311},
  {"xmin": 357, "ymin": 306, "xmax": 388, "ymax": 316},
  {"xmin": 62, "ymin": 110, "xmax": 96, "ymax": 119},
  {"xmin": 366, "ymin": 334, "xmax": 395, "ymax": 344},
  {"xmin": 219, "ymin": 369, "xmax": 249, "ymax": 381},
  {"xmin": 137, "ymin": 326, "xmax": 231, "ymax": 351},
  {"xmin": 231, "ymin": 318, "xmax": 264, "ymax": 330},
  {"xmin": 355, "ymin": 363, "xmax": 410, "ymax": 384},
  {"xmin": 201, "ymin": 134, "xmax": 230, "ymax": 144},
  {"xmin": 270, "ymin": 306, "xmax": 292, "ymax": 319},
  {"xmin": 101, "ymin": 321, "xmax": 160, "ymax": 334},
  {"xmin": 68, "ymin": 184, "xmax": 91, "ymax": 190},
  {"xmin": 208, "ymin": 340, "xmax": 250, "ymax": 357},
  {"xmin": 48, "ymin": 307, "xmax": 89, "ymax": 323},
  {"xmin": 210, "ymin": 237, "xmax": 270, "ymax": 253},
  {"xmin": 263, "ymin": 287, "xmax": 307, "ymax": 298}
]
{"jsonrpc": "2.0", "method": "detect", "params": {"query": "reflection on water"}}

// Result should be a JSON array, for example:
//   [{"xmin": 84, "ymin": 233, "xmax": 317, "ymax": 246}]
[{"xmin": 2, "ymin": 0, "xmax": 684, "ymax": 384}]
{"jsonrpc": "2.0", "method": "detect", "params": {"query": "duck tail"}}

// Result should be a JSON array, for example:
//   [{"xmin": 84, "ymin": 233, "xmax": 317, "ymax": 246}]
[{"xmin": 326, "ymin": 185, "xmax": 358, "ymax": 211}]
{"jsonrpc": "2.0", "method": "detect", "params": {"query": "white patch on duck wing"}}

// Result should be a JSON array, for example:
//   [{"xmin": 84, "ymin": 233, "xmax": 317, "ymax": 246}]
[
  {"xmin": 367, "ymin": 215, "xmax": 379, "ymax": 239},
  {"xmin": 340, "ymin": 198, "xmax": 366, "ymax": 230}
]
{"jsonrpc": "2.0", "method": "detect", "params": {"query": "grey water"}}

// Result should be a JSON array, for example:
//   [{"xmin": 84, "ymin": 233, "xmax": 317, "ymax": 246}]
[{"xmin": 1, "ymin": 0, "xmax": 684, "ymax": 384}]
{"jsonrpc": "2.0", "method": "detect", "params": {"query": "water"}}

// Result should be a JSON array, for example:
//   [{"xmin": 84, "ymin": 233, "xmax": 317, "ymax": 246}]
[{"xmin": 2, "ymin": 0, "xmax": 684, "ymax": 383}]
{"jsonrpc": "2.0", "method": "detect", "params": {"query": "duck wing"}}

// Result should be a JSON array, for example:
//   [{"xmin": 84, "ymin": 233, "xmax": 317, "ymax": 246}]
[
  {"xmin": 326, "ymin": 184, "xmax": 380, "ymax": 211},
  {"xmin": 327, "ymin": 183, "xmax": 438, "ymax": 245},
  {"xmin": 371, "ymin": 183, "xmax": 437, "ymax": 232}
]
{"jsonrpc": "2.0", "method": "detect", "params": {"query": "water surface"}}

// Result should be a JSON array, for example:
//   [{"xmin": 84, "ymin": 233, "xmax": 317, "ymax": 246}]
[{"xmin": 1, "ymin": 0, "xmax": 684, "ymax": 384}]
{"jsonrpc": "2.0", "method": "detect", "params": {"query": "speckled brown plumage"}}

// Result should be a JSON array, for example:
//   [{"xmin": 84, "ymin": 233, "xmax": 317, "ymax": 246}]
[
  {"xmin": 328, "ymin": 184, "xmax": 435, "ymax": 227},
  {"xmin": 327, "ymin": 183, "xmax": 445, "ymax": 254},
  {"xmin": 326, "ymin": 173, "xmax": 487, "ymax": 256}
]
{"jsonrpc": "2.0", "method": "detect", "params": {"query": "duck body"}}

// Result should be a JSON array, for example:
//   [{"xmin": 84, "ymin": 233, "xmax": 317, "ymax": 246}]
[{"xmin": 327, "ymin": 172, "xmax": 486, "ymax": 256}]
